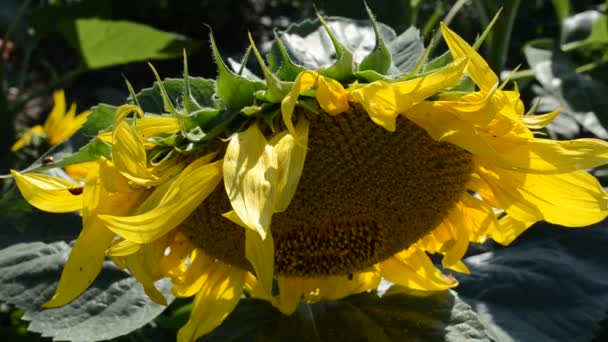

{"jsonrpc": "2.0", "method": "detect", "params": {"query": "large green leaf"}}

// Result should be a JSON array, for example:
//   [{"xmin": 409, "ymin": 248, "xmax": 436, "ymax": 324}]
[
  {"xmin": 271, "ymin": 17, "xmax": 423, "ymax": 75},
  {"xmin": 56, "ymin": 18, "xmax": 200, "ymax": 70},
  {"xmin": 457, "ymin": 223, "xmax": 608, "ymax": 342},
  {"xmin": 203, "ymin": 288, "xmax": 491, "ymax": 341},
  {"xmin": 0, "ymin": 240, "xmax": 174, "ymax": 342},
  {"xmin": 524, "ymin": 38, "xmax": 608, "ymax": 140}
]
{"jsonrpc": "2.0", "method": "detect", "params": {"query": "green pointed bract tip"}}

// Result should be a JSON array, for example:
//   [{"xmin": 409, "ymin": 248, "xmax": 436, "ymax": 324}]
[
  {"xmin": 124, "ymin": 77, "xmax": 141, "ymax": 108},
  {"xmin": 315, "ymin": 10, "xmax": 355, "ymax": 82},
  {"xmin": 358, "ymin": 2, "xmax": 392, "ymax": 74},
  {"xmin": 182, "ymin": 50, "xmax": 202, "ymax": 114},
  {"xmin": 271, "ymin": 31, "xmax": 306, "ymax": 81},
  {"xmin": 148, "ymin": 63, "xmax": 179, "ymax": 117},
  {"xmin": 210, "ymin": 31, "xmax": 265, "ymax": 110},
  {"xmin": 247, "ymin": 32, "xmax": 286, "ymax": 103},
  {"xmin": 238, "ymin": 46, "xmax": 252, "ymax": 76}
]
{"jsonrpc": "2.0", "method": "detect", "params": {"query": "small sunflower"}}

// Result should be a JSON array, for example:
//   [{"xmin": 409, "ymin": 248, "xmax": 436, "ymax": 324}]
[
  {"xmin": 12, "ymin": 89, "xmax": 92, "ymax": 180},
  {"xmin": 10, "ymin": 16, "xmax": 608, "ymax": 342}
]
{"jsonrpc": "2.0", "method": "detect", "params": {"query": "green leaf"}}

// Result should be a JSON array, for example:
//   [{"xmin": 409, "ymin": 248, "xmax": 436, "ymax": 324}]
[
  {"xmin": 458, "ymin": 223, "xmax": 608, "ymax": 342},
  {"xmin": 0, "ymin": 241, "xmax": 174, "ymax": 341},
  {"xmin": 56, "ymin": 18, "xmax": 200, "ymax": 70},
  {"xmin": 387, "ymin": 26, "xmax": 424, "ymax": 74},
  {"xmin": 562, "ymin": 10, "xmax": 607, "ymax": 49},
  {"xmin": 204, "ymin": 289, "xmax": 490, "ymax": 341},
  {"xmin": 30, "ymin": 0, "xmax": 112, "ymax": 35},
  {"xmin": 273, "ymin": 17, "xmax": 398, "ymax": 72},
  {"xmin": 524, "ymin": 38, "xmax": 608, "ymax": 139}
]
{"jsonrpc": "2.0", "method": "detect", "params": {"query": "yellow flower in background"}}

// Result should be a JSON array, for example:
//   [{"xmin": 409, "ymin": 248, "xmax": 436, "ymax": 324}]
[
  {"xmin": 10, "ymin": 23, "xmax": 608, "ymax": 342},
  {"xmin": 11, "ymin": 89, "xmax": 90, "ymax": 151}
]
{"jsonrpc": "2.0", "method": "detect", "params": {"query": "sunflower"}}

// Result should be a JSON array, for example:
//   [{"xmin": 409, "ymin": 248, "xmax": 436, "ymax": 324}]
[
  {"xmin": 12, "ymin": 89, "xmax": 92, "ymax": 180},
  {"xmin": 10, "ymin": 17, "xmax": 608, "ymax": 342}
]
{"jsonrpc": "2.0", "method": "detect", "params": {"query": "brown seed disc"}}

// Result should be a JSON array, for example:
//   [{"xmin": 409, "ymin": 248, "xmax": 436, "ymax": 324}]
[{"xmin": 181, "ymin": 106, "xmax": 473, "ymax": 276}]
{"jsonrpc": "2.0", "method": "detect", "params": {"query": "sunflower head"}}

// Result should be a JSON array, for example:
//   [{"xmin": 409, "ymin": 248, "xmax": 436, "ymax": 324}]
[{"xmin": 11, "ymin": 8, "xmax": 608, "ymax": 342}]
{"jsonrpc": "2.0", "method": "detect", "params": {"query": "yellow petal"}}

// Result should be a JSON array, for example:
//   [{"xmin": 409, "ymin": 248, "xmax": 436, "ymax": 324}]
[
  {"xmin": 222, "ymin": 210, "xmax": 275, "ymax": 297},
  {"xmin": 43, "ymin": 89, "xmax": 67, "ymax": 136},
  {"xmin": 177, "ymin": 265, "xmax": 245, "ymax": 342},
  {"xmin": 350, "ymin": 57, "xmax": 467, "ymax": 131},
  {"xmin": 270, "ymin": 118, "xmax": 309, "ymax": 212},
  {"xmin": 273, "ymin": 276, "xmax": 304, "ymax": 315},
  {"xmin": 136, "ymin": 116, "xmax": 180, "ymax": 137},
  {"xmin": 112, "ymin": 121, "xmax": 156, "ymax": 184},
  {"xmin": 100, "ymin": 158, "xmax": 222, "ymax": 243},
  {"xmin": 521, "ymin": 109, "xmax": 561, "ymax": 129},
  {"xmin": 44, "ymin": 216, "xmax": 115, "ymax": 307},
  {"xmin": 11, "ymin": 125, "xmax": 45, "ymax": 152},
  {"xmin": 479, "ymin": 166, "xmax": 608, "ymax": 227},
  {"xmin": 316, "ymin": 75, "xmax": 349, "ymax": 115},
  {"xmin": 172, "ymin": 250, "xmax": 214, "ymax": 297},
  {"xmin": 378, "ymin": 247, "xmax": 457, "ymax": 291},
  {"xmin": 489, "ymin": 137, "xmax": 608, "ymax": 173},
  {"xmin": 106, "ymin": 239, "xmax": 142, "ymax": 256},
  {"xmin": 113, "ymin": 104, "xmax": 144, "ymax": 127},
  {"xmin": 120, "ymin": 247, "xmax": 168, "ymax": 305},
  {"xmin": 490, "ymin": 215, "xmax": 536, "ymax": 246},
  {"xmin": 11, "ymin": 170, "xmax": 83, "ymax": 212},
  {"xmin": 64, "ymin": 161, "xmax": 96, "ymax": 181},
  {"xmin": 223, "ymin": 123, "xmax": 278, "ymax": 239},
  {"xmin": 281, "ymin": 70, "xmax": 318, "ymax": 136},
  {"xmin": 446, "ymin": 260, "xmax": 470, "ymax": 274},
  {"xmin": 440, "ymin": 23, "xmax": 498, "ymax": 91}
]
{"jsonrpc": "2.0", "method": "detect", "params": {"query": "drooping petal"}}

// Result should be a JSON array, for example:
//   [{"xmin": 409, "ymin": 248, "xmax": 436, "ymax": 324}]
[
  {"xmin": 223, "ymin": 123, "xmax": 278, "ymax": 239},
  {"xmin": 440, "ymin": 23, "xmax": 498, "ymax": 91},
  {"xmin": 45, "ymin": 161, "xmax": 148, "ymax": 307},
  {"xmin": 479, "ymin": 166, "xmax": 608, "ymax": 227},
  {"xmin": 350, "ymin": 57, "xmax": 467, "ymax": 131},
  {"xmin": 316, "ymin": 75, "xmax": 350, "ymax": 115},
  {"xmin": 177, "ymin": 265, "xmax": 245, "ymax": 342},
  {"xmin": 222, "ymin": 210, "xmax": 275, "ymax": 297},
  {"xmin": 281, "ymin": 70, "xmax": 318, "ymax": 136},
  {"xmin": 377, "ymin": 246, "xmax": 457, "ymax": 291},
  {"xmin": 113, "ymin": 104, "xmax": 144, "ymax": 127},
  {"xmin": 100, "ymin": 158, "xmax": 223, "ymax": 244},
  {"xmin": 118, "ymin": 245, "xmax": 168, "ymax": 305},
  {"xmin": 11, "ymin": 170, "xmax": 83, "ymax": 212},
  {"xmin": 270, "ymin": 118, "xmax": 310, "ymax": 212}
]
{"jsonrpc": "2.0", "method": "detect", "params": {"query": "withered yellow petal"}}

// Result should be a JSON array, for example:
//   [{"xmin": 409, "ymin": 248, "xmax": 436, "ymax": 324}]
[
  {"xmin": 100, "ymin": 158, "xmax": 222, "ymax": 244},
  {"xmin": 177, "ymin": 265, "xmax": 245, "ymax": 342},
  {"xmin": 223, "ymin": 123, "xmax": 278, "ymax": 239},
  {"xmin": 440, "ymin": 23, "xmax": 498, "ymax": 91},
  {"xmin": 270, "ymin": 119, "xmax": 309, "ymax": 212},
  {"xmin": 11, "ymin": 170, "xmax": 83, "ymax": 212}
]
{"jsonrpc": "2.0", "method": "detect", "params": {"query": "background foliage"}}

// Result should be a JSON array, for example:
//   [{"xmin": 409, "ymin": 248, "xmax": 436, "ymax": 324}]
[{"xmin": 1, "ymin": 0, "xmax": 608, "ymax": 341}]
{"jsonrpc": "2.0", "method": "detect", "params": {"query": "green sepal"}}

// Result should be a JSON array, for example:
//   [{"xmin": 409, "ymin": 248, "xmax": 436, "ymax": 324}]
[
  {"xmin": 182, "ymin": 50, "xmax": 203, "ymax": 114},
  {"xmin": 210, "ymin": 32, "xmax": 265, "ymax": 110},
  {"xmin": 148, "ymin": 63, "xmax": 180, "ymax": 117},
  {"xmin": 124, "ymin": 77, "xmax": 141, "ymax": 108},
  {"xmin": 247, "ymin": 33, "xmax": 287, "ymax": 103},
  {"xmin": 267, "ymin": 32, "xmax": 306, "ymax": 81},
  {"xmin": 358, "ymin": 3, "xmax": 392, "ymax": 74},
  {"xmin": 316, "ymin": 12, "xmax": 356, "ymax": 82},
  {"xmin": 297, "ymin": 97, "xmax": 320, "ymax": 115}
]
